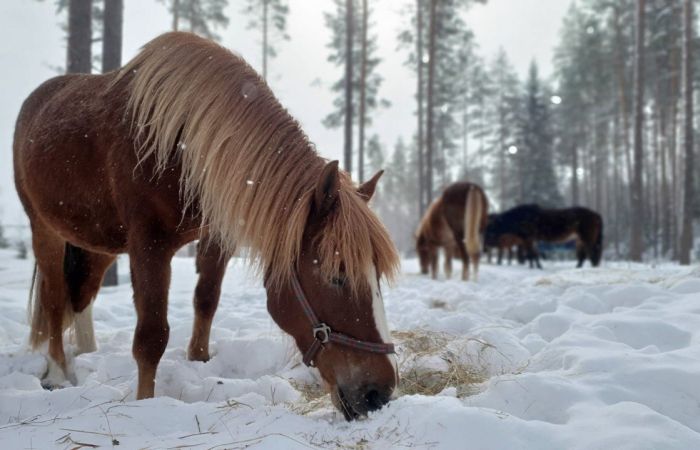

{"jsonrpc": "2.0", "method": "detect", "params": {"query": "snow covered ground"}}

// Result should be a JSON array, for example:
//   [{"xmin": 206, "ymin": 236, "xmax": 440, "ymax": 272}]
[{"xmin": 1, "ymin": 247, "xmax": 699, "ymax": 449}]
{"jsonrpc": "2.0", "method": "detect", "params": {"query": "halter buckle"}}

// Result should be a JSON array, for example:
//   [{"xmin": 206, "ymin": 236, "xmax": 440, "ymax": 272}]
[{"xmin": 313, "ymin": 323, "xmax": 331, "ymax": 344}]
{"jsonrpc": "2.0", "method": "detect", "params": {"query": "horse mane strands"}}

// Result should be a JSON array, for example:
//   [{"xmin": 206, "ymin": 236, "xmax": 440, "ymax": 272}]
[{"xmin": 111, "ymin": 32, "xmax": 398, "ymax": 291}]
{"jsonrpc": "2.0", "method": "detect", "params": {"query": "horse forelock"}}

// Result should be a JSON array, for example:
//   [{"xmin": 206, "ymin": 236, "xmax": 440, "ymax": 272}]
[
  {"xmin": 112, "ymin": 32, "xmax": 398, "ymax": 292},
  {"xmin": 314, "ymin": 175, "xmax": 399, "ymax": 293}
]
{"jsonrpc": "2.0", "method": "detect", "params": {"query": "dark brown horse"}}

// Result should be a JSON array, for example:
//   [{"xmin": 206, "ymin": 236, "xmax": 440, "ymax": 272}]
[
  {"xmin": 485, "ymin": 204, "xmax": 603, "ymax": 268},
  {"xmin": 416, "ymin": 182, "xmax": 488, "ymax": 280},
  {"xmin": 14, "ymin": 32, "xmax": 399, "ymax": 420}
]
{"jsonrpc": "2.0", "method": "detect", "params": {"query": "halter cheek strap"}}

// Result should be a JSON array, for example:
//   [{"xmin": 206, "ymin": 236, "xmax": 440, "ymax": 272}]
[{"xmin": 290, "ymin": 272, "xmax": 396, "ymax": 367}]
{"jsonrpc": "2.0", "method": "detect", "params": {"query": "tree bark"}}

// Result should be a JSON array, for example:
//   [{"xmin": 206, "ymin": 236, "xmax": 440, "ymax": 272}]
[
  {"xmin": 67, "ymin": 0, "xmax": 92, "ymax": 74},
  {"xmin": 262, "ymin": 0, "xmax": 268, "ymax": 80},
  {"xmin": 358, "ymin": 0, "xmax": 368, "ymax": 182},
  {"xmin": 679, "ymin": 0, "xmax": 695, "ymax": 264},
  {"xmin": 629, "ymin": 0, "xmax": 645, "ymax": 261},
  {"xmin": 102, "ymin": 0, "xmax": 124, "ymax": 286},
  {"xmin": 571, "ymin": 144, "xmax": 579, "ymax": 205},
  {"xmin": 416, "ymin": 0, "xmax": 425, "ymax": 215},
  {"xmin": 102, "ymin": 0, "xmax": 123, "ymax": 72},
  {"xmin": 343, "ymin": 0, "xmax": 354, "ymax": 174},
  {"xmin": 425, "ymin": 0, "xmax": 437, "ymax": 204},
  {"xmin": 172, "ymin": 0, "xmax": 180, "ymax": 31}
]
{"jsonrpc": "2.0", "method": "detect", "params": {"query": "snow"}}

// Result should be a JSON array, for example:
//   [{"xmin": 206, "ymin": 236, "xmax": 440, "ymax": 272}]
[{"xmin": 1, "ymin": 248, "xmax": 699, "ymax": 449}]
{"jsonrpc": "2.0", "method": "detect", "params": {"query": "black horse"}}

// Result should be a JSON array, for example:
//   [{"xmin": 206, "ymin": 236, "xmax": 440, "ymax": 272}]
[{"xmin": 485, "ymin": 204, "xmax": 603, "ymax": 268}]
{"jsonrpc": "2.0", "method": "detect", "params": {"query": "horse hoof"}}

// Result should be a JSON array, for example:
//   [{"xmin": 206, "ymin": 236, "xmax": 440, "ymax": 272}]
[{"xmin": 42, "ymin": 357, "xmax": 77, "ymax": 389}]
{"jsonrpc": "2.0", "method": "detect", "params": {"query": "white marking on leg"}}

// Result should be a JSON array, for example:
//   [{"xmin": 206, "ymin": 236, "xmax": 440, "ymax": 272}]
[
  {"xmin": 73, "ymin": 301, "xmax": 96, "ymax": 355},
  {"xmin": 43, "ymin": 356, "xmax": 77, "ymax": 387},
  {"xmin": 365, "ymin": 265, "xmax": 398, "ymax": 381}
]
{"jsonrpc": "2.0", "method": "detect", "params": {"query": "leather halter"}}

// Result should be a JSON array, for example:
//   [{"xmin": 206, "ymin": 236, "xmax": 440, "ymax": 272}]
[{"xmin": 290, "ymin": 271, "xmax": 396, "ymax": 367}]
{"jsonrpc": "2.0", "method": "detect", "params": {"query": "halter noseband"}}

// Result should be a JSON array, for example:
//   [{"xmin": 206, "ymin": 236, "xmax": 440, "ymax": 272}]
[{"xmin": 290, "ymin": 272, "xmax": 396, "ymax": 367}]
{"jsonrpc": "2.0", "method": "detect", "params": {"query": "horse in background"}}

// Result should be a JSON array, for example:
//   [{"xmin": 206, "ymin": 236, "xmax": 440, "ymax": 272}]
[
  {"xmin": 485, "ymin": 212, "xmax": 541, "ymax": 268},
  {"xmin": 14, "ymin": 32, "xmax": 399, "ymax": 420},
  {"xmin": 416, "ymin": 182, "xmax": 488, "ymax": 280},
  {"xmin": 486, "ymin": 204, "xmax": 603, "ymax": 268}
]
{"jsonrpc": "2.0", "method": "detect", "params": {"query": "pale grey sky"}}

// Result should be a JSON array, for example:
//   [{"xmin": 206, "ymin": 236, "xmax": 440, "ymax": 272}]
[{"xmin": 0, "ymin": 0, "xmax": 571, "ymax": 232}]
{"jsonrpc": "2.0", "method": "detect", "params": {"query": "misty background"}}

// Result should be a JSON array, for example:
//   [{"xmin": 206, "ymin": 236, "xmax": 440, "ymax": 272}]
[{"xmin": 1, "ymin": 0, "xmax": 698, "ymax": 264}]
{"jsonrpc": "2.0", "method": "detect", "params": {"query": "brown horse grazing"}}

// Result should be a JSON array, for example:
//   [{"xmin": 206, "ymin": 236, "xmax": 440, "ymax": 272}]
[
  {"xmin": 14, "ymin": 32, "xmax": 400, "ymax": 420},
  {"xmin": 416, "ymin": 182, "xmax": 488, "ymax": 281}
]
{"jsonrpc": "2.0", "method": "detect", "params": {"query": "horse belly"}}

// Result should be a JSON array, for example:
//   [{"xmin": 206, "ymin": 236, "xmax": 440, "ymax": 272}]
[{"xmin": 19, "ymin": 141, "xmax": 128, "ymax": 254}]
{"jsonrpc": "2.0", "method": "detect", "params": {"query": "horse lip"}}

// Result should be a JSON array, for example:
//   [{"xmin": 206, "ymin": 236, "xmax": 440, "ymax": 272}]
[{"xmin": 337, "ymin": 387, "xmax": 361, "ymax": 421}]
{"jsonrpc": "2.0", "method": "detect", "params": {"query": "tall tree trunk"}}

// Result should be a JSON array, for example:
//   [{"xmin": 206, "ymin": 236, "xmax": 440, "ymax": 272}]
[
  {"xmin": 101, "ymin": 0, "xmax": 123, "ymax": 286},
  {"xmin": 630, "ymin": 0, "xmax": 645, "ymax": 261},
  {"xmin": 613, "ymin": 108, "xmax": 622, "ymax": 256},
  {"xmin": 172, "ymin": 0, "xmax": 180, "ymax": 31},
  {"xmin": 358, "ymin": 0, "xmax": 368, "ymax": 182},
  {"xmin": 262, "ymin": 0, "xmax": 268, "ymax": 80},
  {"xmin": 425, "ymin": 0, "xmax": 437, "ymax": 204},
  {"xmin": 67, "ymin": 0, "xmax": 92, "ymax": 74},
  {"xmin": 680, "ymin": 0, "xmax": 695, "ymax": 264},
  {"xmin": 571, "ymin": 144, "xmax": 579, "ymax": 204},
  {"xmin": 102, "ymin": 0, "xmax": 123, "ymax": 72},
  {"xmin": 416, "ymin": 0, "xmax": 425, "ymax": 215},
  {"xmin": 343, "ymin": 0, "xmax": 354, "ymax": 174}
]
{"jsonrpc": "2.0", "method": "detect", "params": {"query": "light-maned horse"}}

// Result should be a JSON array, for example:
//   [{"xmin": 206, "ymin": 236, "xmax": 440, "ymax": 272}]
[
  {"xmin": 14, "ymin": 32, "xmax": 400, "ymax": 420},
  {"xmin": 415, "ymin": 182, "xmax": 488, "ymax": 280}
]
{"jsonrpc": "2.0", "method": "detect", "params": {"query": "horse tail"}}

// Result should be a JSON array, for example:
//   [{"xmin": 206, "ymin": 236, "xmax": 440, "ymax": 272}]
[
  {"xmin": 27, "ymin": 262, "xmax": 46, "ymax": 348},
  {"xmin": 27, "ymin": 244, "xmax": 79, "ymax": 349},
  {"xmin": 591, "ymin": 215, "xmax": 604, "ymax": 267},
  {"xmin": 464, "ymin": 186, "xmax": 484, "ymax": 275}
]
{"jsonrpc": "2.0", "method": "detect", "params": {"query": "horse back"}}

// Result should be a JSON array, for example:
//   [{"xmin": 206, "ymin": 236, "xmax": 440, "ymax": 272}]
[{"xmin": 13, "ymin": 73, "xmax": 200, "ymax": 254}]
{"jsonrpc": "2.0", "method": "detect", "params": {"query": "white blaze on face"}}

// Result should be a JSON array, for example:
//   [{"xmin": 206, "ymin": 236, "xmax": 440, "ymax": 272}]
[{"xmin": 365, "ymin": 265, "xmax": 398, "ymax": 381}]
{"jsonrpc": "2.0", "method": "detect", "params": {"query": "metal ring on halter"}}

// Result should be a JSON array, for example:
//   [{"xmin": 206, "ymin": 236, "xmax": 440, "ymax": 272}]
[{"xmin": 313, "ymin": 323, "xmax": 332, "ymax": 344}]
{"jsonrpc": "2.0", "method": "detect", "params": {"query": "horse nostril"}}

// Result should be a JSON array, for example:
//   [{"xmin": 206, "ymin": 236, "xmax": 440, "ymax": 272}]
[{"xmin": 363, "ymin": 384, "xmax": 389, "ymax": 412}]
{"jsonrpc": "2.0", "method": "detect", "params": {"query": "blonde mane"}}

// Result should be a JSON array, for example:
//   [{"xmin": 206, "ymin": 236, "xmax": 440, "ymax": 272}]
[{"xmin": 110, "ymin": 32, "xmax": 397, "ymax": 290}]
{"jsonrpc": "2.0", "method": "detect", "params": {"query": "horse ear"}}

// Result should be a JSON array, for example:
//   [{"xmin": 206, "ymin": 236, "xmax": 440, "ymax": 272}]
[
  {"xmin": 314, "ymin": 160, "xmax": 340, "ymax": 217},
  {"xmin": 357, "ymin": 169, "xmax": 384, "ymax": 202}
]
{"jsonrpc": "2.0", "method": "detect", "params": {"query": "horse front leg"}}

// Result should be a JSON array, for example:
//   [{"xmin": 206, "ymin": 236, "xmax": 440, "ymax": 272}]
[
  {"xmin": 443, "ymin": 246, "xmax": 453, "ymax": 279},
  {"xmin": 188, "ymin": 240, "xmax": 228, "ymax": 362},
  {"xmin": 129, "ymin": 236, "xmax": 175, "ymax": 400}
]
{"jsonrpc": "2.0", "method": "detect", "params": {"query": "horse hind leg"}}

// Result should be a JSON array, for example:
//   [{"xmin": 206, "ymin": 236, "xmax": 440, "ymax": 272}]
[
  {"xmin": 188, "ymin": 240, "xmax": 228, "ymax": 362},
  {"xmin": 29, "ymin": 224, "xmax": 76, "ymax": 387}
]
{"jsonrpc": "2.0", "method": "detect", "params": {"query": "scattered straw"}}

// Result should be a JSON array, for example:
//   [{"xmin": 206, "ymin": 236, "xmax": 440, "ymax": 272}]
[{"xmin": 393, "ymin": 330, "xmax": 487, "ymax": 397}]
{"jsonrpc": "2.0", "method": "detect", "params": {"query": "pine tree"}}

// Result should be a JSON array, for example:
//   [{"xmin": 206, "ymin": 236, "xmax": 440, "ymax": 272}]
[
  {"xmin": 242, "ymin": 0, "xmax": 289, "ymax": 80},
  {"xmin": 67, "ymin": 0, "xmax": 92, "ymax": 73},
  {"xmin": 485, "ymin": 49, "xmax": 520, "ymax": 210},
  {"xmin": 158, "ymin": 0, "xmax": 229, "ymax": 41},
  {"xmin": 679, "ymin": 0, "xmax": 695, "ymax": 264},
  {"xmin": 323, "ymin": 0, "xmax": 385, "ymax": 178},
  {"xmin": 102, "ymin": 0, "xmax": 122, "ymax": 72},
  {"xmin": 516, "ymin": 62, "xmax": 563, "ymax": 207},
  {"xmin": 629, "ymin": 0, "xmax": 646, "ymax": 261}
]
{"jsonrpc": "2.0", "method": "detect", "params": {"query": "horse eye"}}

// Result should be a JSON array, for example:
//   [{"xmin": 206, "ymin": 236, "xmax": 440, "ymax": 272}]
[{"xmin": 330, "ymin": 275, "xmax": 346, "ymax": 287}]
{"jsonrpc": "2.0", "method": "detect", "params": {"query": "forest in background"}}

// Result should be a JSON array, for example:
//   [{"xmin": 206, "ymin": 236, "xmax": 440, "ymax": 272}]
[{"xmin": 2, "ymin": 0, "xmax": 698, "ymax": 265}]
